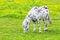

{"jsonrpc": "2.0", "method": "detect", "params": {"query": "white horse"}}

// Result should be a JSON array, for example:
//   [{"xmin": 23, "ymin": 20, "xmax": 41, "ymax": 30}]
[
  {"xmin": 22, "ymin": 6, "xmax": 38, "ymax": 33},
  {"xmin": 22, "ymin": 6, "xmax": 52, "ymax": 33}
]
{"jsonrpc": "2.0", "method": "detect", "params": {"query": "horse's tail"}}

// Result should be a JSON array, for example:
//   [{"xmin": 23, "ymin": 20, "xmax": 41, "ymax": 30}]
[{"xmin": 47, "ymin": 15, "xmax": 52, "ymax": 24}]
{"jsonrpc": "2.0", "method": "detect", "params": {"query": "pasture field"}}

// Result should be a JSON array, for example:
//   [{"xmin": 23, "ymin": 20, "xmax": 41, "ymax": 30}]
[{"xmin": 0, "ymin": 0, "xmax": 60, "ymax": 40}]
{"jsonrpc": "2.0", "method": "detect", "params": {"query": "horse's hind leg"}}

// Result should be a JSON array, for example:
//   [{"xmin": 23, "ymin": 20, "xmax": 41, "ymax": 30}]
[{"xmin": 43, "ymin": 19, "xmax": 48, "ymax": 31}]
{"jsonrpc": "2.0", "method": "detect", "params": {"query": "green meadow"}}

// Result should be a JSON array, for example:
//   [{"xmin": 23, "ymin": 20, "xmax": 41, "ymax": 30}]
[{"xmin": 0, "ymin": 0, "xmax": 60, "ymax": 40}]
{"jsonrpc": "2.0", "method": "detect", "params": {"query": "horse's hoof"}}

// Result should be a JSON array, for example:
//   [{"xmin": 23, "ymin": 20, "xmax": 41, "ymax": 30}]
[
  {"xmin": 39, "ymin": 31, "xmax": 42, "ymax": 33},
  {"xmin": 33, "ymin": 29, "xmax": 36, "ymax": 32},
  {"xmin": 32, "ymin": 31, "xmax": 35, "ymax": 33},
  {"xmin": 44, "ymin": 29, "xmax": 48, "ymax": 31},
  {"xmin": 24, "ymin": 31, "xmax": 28, "ymax": 33},
  {"xmin": 44, "ymin": 28, "xmax": 48, "ymax": 31}
]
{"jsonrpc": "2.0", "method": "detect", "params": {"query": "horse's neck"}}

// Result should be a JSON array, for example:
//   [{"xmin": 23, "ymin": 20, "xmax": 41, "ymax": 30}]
[{"xmin": 26, "ymin": 17, "xmax": 31, "ymax": 23}]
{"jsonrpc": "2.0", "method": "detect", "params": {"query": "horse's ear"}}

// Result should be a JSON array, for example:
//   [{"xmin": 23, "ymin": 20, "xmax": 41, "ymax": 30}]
[
  {"xmin": 45, "ymin": 7, "xmax": 48, "ymax": 9},
  {"xmin": 34, "ymin": 6, "xmax": 38, "ymax": 9},
  {"xmin": 44, "ymin": 6, "xmax": 48, "ymax": 9}
]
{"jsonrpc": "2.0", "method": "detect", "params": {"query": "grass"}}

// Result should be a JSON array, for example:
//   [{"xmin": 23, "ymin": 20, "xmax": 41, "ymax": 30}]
[
  {"xmin": 0, "ymin": 17, "xmax": 60, "ymax": 40},
  {"xmin": 0, "ymin": 0, "xmax": 60, "ymax": 40}
]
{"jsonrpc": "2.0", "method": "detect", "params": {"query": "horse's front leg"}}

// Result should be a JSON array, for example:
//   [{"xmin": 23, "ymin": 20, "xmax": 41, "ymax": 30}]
[
  {"xmin": 37, "ymin": 19, "xmax": 42, "ymax": 33},
  {"xmin": 33, "ymin": 22, "xmax": 36, "ymax": 32}
]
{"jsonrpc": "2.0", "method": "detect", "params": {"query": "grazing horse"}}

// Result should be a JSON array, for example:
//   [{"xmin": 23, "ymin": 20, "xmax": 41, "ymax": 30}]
[{"xmin": 22, "ymin": 6, "xmax": 52, "ymax": 33}]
